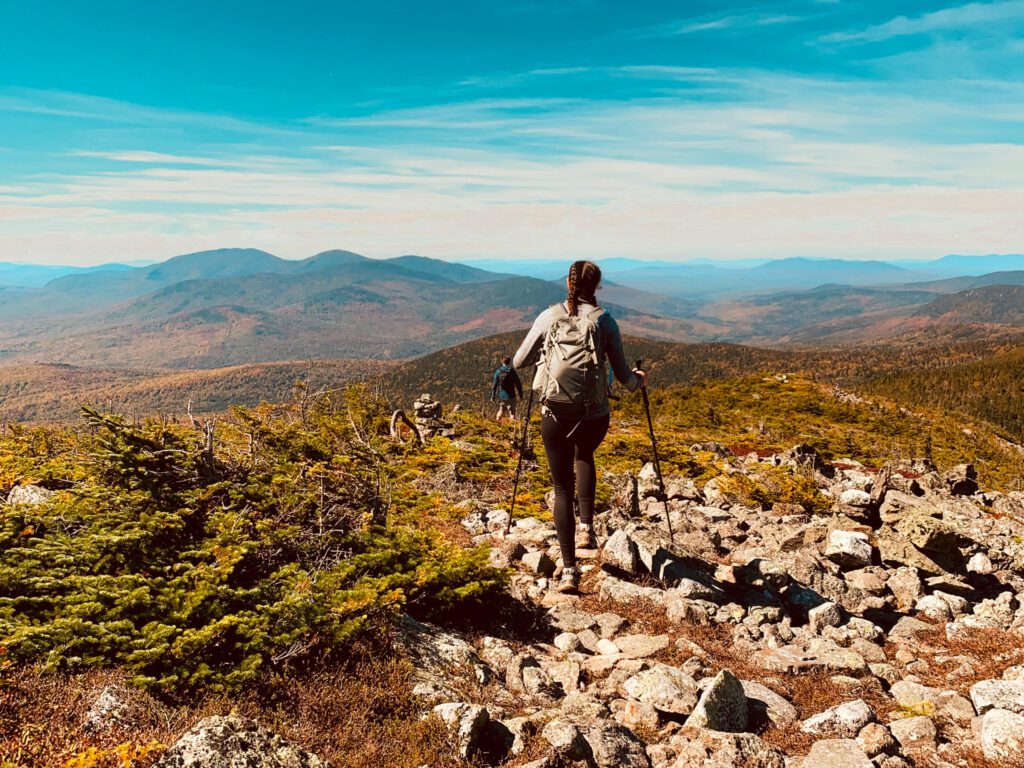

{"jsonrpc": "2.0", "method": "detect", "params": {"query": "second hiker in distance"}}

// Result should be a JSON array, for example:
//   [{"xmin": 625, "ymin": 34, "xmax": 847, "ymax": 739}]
[{"xmin": 513, "ymin": 260, "xmax": 646, "ymax": 594}]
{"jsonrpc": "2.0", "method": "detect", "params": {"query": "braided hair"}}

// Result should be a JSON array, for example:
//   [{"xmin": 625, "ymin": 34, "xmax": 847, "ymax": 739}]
[{"xmin": 566, "ymin": 260, "xmax": 601, "ymax": 316}]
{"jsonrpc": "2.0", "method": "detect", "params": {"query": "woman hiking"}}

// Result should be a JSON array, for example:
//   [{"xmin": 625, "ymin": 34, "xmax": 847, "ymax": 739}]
[{"xmin": 513, "ymin": 260, "xmax": 646, "ymax": 594}]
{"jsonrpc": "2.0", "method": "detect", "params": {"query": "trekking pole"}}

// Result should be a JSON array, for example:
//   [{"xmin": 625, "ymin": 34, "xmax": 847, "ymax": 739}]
[
  {"xmin": 505, "ymin": 373, "xmax": 536, "ymax": 537},
  {"xmin": 635, "ymin": 359, "xmax": 674, "ymax": 544}
]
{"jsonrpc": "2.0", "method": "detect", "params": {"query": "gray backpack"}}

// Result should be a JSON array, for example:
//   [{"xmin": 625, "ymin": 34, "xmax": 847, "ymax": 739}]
[{"xmin": 533, "ymin": 303, "xmax": 608, "ymax": 417}]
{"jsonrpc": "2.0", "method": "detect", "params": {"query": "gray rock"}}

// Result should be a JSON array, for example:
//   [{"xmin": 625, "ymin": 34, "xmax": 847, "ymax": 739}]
[
  {"xmin": 801, "ymin": 699, "xmax": 874, "ymax": 738},
  {"xmin": 888, "ymin": 715, "xmax": 936, "ymax": 752},
  {"xmin": 548, "ymin": 602, "xmax": 599, "ymax": 633},
  {"xmin": 804, "ymin": 739, "xmax": 873, "ymax": 768},
  {"xmin": 856, "ymin": 722, "xmax": 896, "ymax": 757},
  {"xmin": 433, "ymin": 703, "xmax": 490, "ymax": 759},
  {"xmin": 980, "ymin": 708, "xmax": 1024, "ymax": 760},
  {"xmin": 825, "ymin": 530, "xmax": 873, "ymax": 570},
  {"xmin": 554, "ymin": 631, "xmax": 581, "ymax": 653},
  {"xmin": 83, "ymin": 685, "xmax": 134, "ymax": 732},
  {"xmin": 741, "ymin": 680, "xmax": 798, "ymax": 727},
  {"xmin": 541, "ymin": 719, "xmax": 590, "ymax": 761},
  {"xmin": 603, "ymin": 529, "xmax": 640, "ymax": 574},
  {"xmin": 583, "ymin": 721, "xmax": 651, "ymax": 768},
  {"xmin": 839, "ymin": 489, "xmax": 872, "ymax": 507},
  {"xmin": 808, "ymin": 601, "xmax": 843, "ymax": 633},
  {"xmin": 944, "ymin": 463, "xmax": 979, "ymax": 496},
  {"xmin": 889, "ymin": 680, "xmax": 975, "ymax": 723},
  {"xmin": 613, "ymin": 633, "xmax": 669, "ymax": 658},
  {"xmin": 155, "ymin": 715, "xmax": 324, "ymax": 768},
  {"xmin": 971, "ymin": 679, "xmax": 1024, "ymax": 715},
  {"xmin": 622, "ymin": 663, "xmax": 699, "ymax": 716},
  {"xmin": 496, "ymin": 716, "xmax": 534, "ymax": 756},
  {"xmin": 877, "ymin": 530, "xmax": 947, "ymax": 576},
  {"xmin": 684, "ymin": 669, "xmax": 748, "ymax": 732},
  {"xmin": 5, "ymin": 484, "xmax": 52, "ymax": 506},
  {"xmin": 666, "ymin": 727, "xmax": 786, "ymax": 767},
  {"xmin": 398, "ymin": 615, "xmax": 488, "ymax": 699},
  {"xmin": 886, "ymin": 567, "xmax": 923, "ymax": 611},
  {"xmin": 968, "ymin": 551, "xmax": 995, "ymax": 574},
  {"xmin": 599, "ymin": 574, "xmax": 667, "ymax": 605},
  {"xmin": 523, "ymin": 550, "xmax": 556, "ymax": 576}
]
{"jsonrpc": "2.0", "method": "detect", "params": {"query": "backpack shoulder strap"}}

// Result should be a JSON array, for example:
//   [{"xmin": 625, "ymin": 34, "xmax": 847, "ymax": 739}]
[{"xmin": 548, "ymin": 302, "xmax": 569, "ymax": 319}]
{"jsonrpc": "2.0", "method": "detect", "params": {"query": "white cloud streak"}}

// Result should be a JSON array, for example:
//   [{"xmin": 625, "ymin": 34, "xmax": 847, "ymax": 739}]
[{"xmin": 823, "ymin": 0, "xmax": 1024, "ymax": 43}]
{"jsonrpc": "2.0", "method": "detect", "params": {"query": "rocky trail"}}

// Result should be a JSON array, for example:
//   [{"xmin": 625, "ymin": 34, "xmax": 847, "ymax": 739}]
[{"xmin": 99, "ymin": 443, "xmax": 1024, "ymax": 767}]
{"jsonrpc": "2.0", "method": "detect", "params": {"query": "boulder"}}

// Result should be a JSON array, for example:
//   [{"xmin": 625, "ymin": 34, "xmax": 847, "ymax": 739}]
[
  {"xmin": 684, "ymin": 669, "xmax": 748, "ymax": 732},
  {"xmin": 886, "ymin": 567, "xmax": 924, "ymax": 611},
  {"xmin": 603, "ymin": 529, "xmax": 640, "ymax": 574},
  {"xmin": 667, "ymin": 727, "xmax": 785, "ymax": 768},
  {"xmin": 622, "ymin": 664, "xmax": 699, "ymax": 716},
  {"xmin": 800, "ymin": 699, "xmax": 874, "ymax": 738},
  {"xmin": 980, "ymin": 708, "xmax": 1024, "ymax": 760},
  {"xmin": 583, "ymin": 722, "xmax": 651, "ymax": 768},
  {"xmin": 971, "ymin": 679, "xmax": 1024, "ymax": 715},
  {"xmin": 613, "ymin": 634, "xmax": 669, "ymax": 659},
  {"xmin": 522, "ymin": 550, "xmax": 556, "ymax": 577},
  {"xmin": 888, "ymin": 715, "xmax": 935, "ymax": 753},
  {"xmin": 944, "ymin": 463, "xmax": 979, "ymax": 496},
  {"xmin": 839, "ymin": 489, "xmax": 872, "ymax": 507},
  {"xmin": 876, "ymin": 530, "xmax": 947, "ymax": 576},
  {"xmin": 540, "ymin": 719, "xmax": 590, "ymax": 761},
  {"xmin": 398, "ymin": 616, "xmax": 488, "ymax": 698},
  {"xmin": 154, "ymin": 715, "xmax": 324, "ymax": 768},
  {"xmin": 432, "ymin": 703, "xmax": 491, "ymax": 759},
  {"xmin": 741, "ymin": 680, "xmax": 798, "ymax": 727},
  {"xmin": 825, "ymin": 530, "xmax": 872, "ymax": 570},
  {"xmin": 83, "ymin": 685, "xmax": 135, "ymax": 733},
  {"xmin": 803, "ymin": 739, "xmax": 873, "ymax": 768},
  {"xmin": 856, "ymin": 722, "xmax": 896, "ymax": 758},
  {"xmin": 808, "ymin": 601, "xmax": 843, "ymax": 633},
  {"xmin": 888, "ymin": 680, "xmax": 975, "ymax": 723},
  {"xmin": 5, "ymin": 484, "xmax": 52, "ymax": 506}
]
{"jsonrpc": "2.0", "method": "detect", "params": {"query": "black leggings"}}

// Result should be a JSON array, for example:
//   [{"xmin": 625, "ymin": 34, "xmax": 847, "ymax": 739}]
[{"xmin": 541, "ymin": 412, "xmax": 610, "ymax": 570}]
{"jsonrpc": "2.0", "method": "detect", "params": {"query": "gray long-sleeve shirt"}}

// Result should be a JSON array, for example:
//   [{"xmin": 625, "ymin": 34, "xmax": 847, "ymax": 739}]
[{"xmin": 513, "ymin": 300, "xmax": 639, "ymax": 418}]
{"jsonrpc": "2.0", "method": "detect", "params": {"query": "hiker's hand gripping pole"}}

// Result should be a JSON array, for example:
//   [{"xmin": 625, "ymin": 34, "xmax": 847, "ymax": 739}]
[
  {"xmin": 505, "ymin": 370, "xmax": 536, "ymax": 537},
  {"xmin": 636, "ymin": 359, "xmax": 675, "ymax": 544}
]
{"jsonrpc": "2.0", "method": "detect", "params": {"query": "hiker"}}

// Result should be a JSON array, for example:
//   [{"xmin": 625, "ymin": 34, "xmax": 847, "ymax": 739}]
[
  {"xmin": 491, "ymin": 356, "xmax": 523, "ymax": 421},
  {"xmin": 513, "ymin": 260, "xmax": 646, "ymax": 593}
]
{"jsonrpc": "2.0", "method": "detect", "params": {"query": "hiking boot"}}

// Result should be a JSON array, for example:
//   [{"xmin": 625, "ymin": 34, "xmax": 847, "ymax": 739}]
[
  {"xmin": 575, "ymin": 523, "xmax": 597, "ymax": 550},
  {"xmin": 557, "ymin": 566, "xmax": 581, "ymax": 594}
]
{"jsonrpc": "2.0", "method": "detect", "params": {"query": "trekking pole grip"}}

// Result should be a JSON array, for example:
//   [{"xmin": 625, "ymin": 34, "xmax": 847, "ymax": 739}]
[{"xmin": 634, "ymin": 359, "xmax": 647, "ymax": 391}]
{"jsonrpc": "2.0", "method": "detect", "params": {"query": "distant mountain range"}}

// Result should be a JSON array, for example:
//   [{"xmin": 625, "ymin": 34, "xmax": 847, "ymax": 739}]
[
  {"xmin": 3, "ymin": 248, "xmax": 1024, "ymax": 370},
  {"xmin": 0, "ymin": 248, "xmax": 694, "ymax": 368}
]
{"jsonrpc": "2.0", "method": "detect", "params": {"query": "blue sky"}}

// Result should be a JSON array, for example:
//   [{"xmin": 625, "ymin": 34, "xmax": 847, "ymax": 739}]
[{"xmin": 1, "ymin": 0, "xmax": 1022, "ymax": 265}]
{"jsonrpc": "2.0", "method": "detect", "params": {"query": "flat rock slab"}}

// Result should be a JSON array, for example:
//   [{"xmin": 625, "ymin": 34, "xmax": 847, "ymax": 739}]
[
  {"xmin": 667, "ymin": 727, "xmax": 786, "ymax": 768},
  {"xmin": 971, "ymin": 679, "xmax": 1024, "ymax": 715},
  {"xmin": 613, "ymin": 634, "xmax": 670, "ymax": 658},
  {"xmin": 804, "ymin": 739, "xmax": 873, "ymax": 768},
  {"xmin": 801, "ymin": 699, "xmax": 874, "ymax": 738}
]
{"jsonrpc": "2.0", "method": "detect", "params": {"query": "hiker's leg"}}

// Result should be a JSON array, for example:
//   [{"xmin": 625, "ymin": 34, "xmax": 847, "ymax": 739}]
[
  {"xmin": 508, "ymin": 399, "xmax": 518, "ymax": 419},
  {"xmin": 540, "ymin": 413, "xmax": 577, "ymax": 570},
  {"xmin": 573, "ymin": 414, "xmax": 610, "ymax": 528}
]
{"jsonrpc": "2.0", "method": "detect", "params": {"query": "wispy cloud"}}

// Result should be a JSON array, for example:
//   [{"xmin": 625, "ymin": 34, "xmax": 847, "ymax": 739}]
[
  {"xmin": 823, "ymin": 0, "xmax": 1024, "ymax": 44},
  {"xmin": 635, "ymin": 7, "xmax": 807, "ymax": 38}
]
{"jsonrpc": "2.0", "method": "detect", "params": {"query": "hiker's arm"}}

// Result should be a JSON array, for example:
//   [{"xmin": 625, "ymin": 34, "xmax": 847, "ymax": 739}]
[
  {"xmin": 491, "ymin": 369, "xmax": 499, "ymax": 399},
  {"xmin": 513, "ymin": 310, "xmax": 550, "ymax": 370},
  {"xmin": 603, "ymin": 315, "xmax": 640, "ymax": 392}
]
